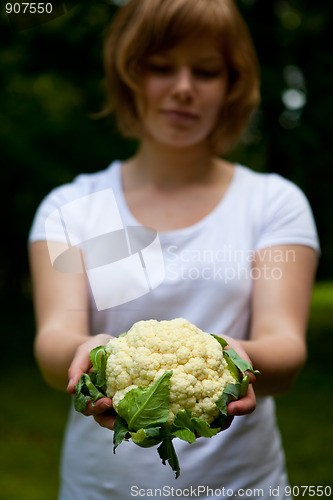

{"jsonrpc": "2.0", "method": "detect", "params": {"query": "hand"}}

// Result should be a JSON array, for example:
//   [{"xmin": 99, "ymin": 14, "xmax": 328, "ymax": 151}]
[
  {"xmin": 67, "ymin": 333, "xmax": 113, "ymax": 393},
  {"xmin": 221, "ymin": 335, "xmax": 257, "ymax": 418},
  {"xmin": 67, "ymin": 333, "xmax": 117, "ymax": 430}
]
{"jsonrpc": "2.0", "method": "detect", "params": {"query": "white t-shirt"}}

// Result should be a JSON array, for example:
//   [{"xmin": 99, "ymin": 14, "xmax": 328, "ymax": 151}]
[{"xmin": 29, "ymin": 161, "xmax": 319, "ymax": 500}]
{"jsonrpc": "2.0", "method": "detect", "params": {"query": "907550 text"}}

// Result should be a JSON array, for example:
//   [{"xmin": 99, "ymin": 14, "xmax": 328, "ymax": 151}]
[{"xmin": 5, "ymin": 3, "xmax": 53, "ymax": 15}]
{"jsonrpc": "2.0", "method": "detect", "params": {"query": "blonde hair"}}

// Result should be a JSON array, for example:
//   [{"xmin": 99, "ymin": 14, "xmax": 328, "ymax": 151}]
[{"xmin": 102, "ymin": 0, "xmax": 260, "ymax": 155}]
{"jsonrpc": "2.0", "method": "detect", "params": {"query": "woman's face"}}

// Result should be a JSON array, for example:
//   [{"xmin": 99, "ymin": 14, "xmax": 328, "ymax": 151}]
[{"xmin": 136, "ymin": 37, "xmax": 228, "ymax": 150}]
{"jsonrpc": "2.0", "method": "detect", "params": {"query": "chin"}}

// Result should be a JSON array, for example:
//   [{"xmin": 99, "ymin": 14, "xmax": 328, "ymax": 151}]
[{"xmin": 153, "ymin": 132, "xmax": 209, "ymax": 150}]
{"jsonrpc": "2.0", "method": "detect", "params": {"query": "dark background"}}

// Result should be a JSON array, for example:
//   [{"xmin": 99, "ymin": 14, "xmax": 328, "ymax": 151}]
[{"xmin": 0, "ymin": 0, "xmax": 332, "ymax": 357}]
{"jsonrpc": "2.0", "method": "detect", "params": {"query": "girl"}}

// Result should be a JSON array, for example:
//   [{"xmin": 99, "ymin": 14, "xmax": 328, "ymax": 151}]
[{"xmin": 29, "ymin": 1, "xmax": 319, "ymax": 499}]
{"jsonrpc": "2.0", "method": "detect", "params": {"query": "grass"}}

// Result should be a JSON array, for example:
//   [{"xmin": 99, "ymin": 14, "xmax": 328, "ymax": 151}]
[
  {"xmin": 0, "ymin": 369, "xmax": 70, "ymax": 500},
  {"xmin": 275, "ymin": 281, "xmax": 333, "ymax": 491},
  {"xmin": 275, "ymin": 368, "xmax": 333, "ymax": 488},
  {"xmin": 1, "ymin": 281, "xmax": 332, "ymax": 499}
]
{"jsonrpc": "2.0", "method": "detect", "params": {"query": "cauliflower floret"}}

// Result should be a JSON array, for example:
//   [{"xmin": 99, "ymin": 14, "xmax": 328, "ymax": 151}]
[
  {"xmin": 112, "ymin": 385, "xmax": 137, "ymax": 410},
  {"xmin": 176, "ymin": 346, "xmax": 191, "ymax": 364},
  {"xmin": 105, "ymin": 318, "xmax": 238, "ymax": 424}
]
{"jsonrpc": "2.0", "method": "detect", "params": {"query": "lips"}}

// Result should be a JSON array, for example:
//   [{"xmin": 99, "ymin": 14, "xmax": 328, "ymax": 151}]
[{"xmin": 161, "ymin": 109, "xmax": 199, "ymax": 124}]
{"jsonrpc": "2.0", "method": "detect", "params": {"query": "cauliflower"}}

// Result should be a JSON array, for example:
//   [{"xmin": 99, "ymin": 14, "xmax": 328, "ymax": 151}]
[
  {"xmin": 74, "ymin": 318, "xmax": 258, "ymax": 478},
  {"xmin": 105, "ymin": 318, "xmax": 237, "ymax": 425}
]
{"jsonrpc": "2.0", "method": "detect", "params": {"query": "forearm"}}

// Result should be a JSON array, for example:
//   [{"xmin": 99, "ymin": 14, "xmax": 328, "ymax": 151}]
[
  {"xmin": 34, "ymin": 329, "xmax": 90, "ymax": 391},
  {"xmin": 242, "ymin": 245, "xmax": 317, "ymax": 397},
  {"xmin": 240, "ymin": 334, "xmax": 307, "ymax": 397},
  {"xmin": 29, "ymin": 241, "xmax": 97, "ymax": 390}
]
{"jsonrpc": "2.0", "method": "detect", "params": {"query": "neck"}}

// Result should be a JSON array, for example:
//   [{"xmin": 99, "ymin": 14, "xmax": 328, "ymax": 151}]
[{"xmin": 126, "ymin": 140, "xmax": 218, "ymax": 189}]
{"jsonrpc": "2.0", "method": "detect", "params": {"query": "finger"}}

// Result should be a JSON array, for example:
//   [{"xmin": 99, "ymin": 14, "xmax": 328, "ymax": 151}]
[
  {"xmin": 93, "ymin": 410, "xmax": 117, "ymax": 430},
  {"xmin": 81, "ymin": 398, "xmax": 117, "ymax": 430},
  {"xmin": 247, "ymin": 371, "xmax": 257, "ymax": 384},
  {"xmin": 66, "ymin": 363, "xmax": 99, "ymax": 393},
  {"xmin": 227, "ymin": 385, "xmax": 256, "ymax": 416},
  {"xmin": 67, "ymin": 376, "xmax": 80, "ymax": 394},
  {"xmin": 66, "ymin": 368, "xmax": 88, "ymax": 394},
  {"xmin": 82, "ymin": 398, "xmax": 114, "ymax": 417},
  {"xmin": 68, "ymin": 347, "xmax": 93, "ymax": 391}
]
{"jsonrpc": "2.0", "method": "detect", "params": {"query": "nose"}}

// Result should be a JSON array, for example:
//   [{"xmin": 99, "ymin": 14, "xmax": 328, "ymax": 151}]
[{"xmin": 171, "ymin": 67, "xmax": 194, "ymax": 101}]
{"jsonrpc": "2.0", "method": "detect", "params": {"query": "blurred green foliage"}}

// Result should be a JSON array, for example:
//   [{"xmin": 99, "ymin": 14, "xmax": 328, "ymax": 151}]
[{"xmin": 0, "ymin": 0, "xmax": 332, "ymax": 325}]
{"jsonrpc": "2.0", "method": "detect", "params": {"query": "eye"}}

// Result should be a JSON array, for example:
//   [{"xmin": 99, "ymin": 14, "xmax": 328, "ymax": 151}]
[
  {"xmin": 193, "ymin": 67, "xmax": 223, "ymax": 79},
  {"xmin": 146, "ymin": 60, "xmax": 173, "ymax": 75}
]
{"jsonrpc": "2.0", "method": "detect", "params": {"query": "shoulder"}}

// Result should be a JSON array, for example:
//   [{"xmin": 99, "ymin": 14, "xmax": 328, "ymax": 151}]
[
  {"xmin": 236, "ymin": 164, "xmax": 303, "ymax": 194},
  {"xmin": 235, "ymin": 164, "xmax": 313, "ymax": 214},
  {"xmin": 52, "ymin": 161, "xmax": 119, "ymax": 201},
  {"xmin": 36, "ymin": 161, "xmax": 120, "ymax": 211},
  {"xmin": 29, "ymin": 161, "xmax": 120, "ymax": 242},
  {"xmin": 234, "ymin": 165, "xmax": 319, "ymax": 252}
]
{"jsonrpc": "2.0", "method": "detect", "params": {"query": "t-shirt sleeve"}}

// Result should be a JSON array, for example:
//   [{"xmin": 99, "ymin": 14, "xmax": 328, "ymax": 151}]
[
  {"xmin": 29, "ymin": 163, "xmax": 120, "ymax": 245},
  {"xmin": 29, "ymin": 183, "xmax": 81, "ymax": 244},
  {"xmin": 255, "ymin": 174, "xmax": 320, "ymax": 253}
]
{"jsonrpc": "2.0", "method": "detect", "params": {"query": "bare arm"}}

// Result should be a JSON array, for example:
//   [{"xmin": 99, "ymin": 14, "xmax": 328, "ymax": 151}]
[
  {"xmin": 240, "ymin": 244, "xmax": 318, "ymax": 396},
  {"xmin": 29, "ymin": 241, "xmax": 111, "ymax": 391}
]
